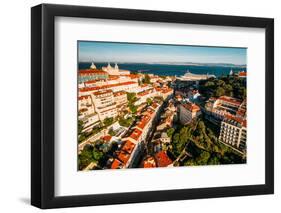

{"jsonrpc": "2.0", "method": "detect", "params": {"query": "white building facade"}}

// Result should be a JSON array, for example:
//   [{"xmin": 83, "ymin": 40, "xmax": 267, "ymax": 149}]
[
  {"xmin": 179, "ymin": 103, "xmax": 201, "ymax": 125},
  {"xmin": 219, "ymin": 116, "xmax": 247, "ymax": 152}
]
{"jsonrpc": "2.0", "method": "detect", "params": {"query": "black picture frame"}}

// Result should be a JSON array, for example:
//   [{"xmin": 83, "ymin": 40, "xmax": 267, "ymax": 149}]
[{"xmin": 31, "ymin": 3, "xmax": 274, "ymax": 209}]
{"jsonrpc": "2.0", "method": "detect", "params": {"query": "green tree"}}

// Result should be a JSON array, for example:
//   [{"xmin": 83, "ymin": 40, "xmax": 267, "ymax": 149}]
[
  {"xmin": 108, "ymin": 129, "xmax": 116, "ymax": 136},
  {"xmin": 184, "ymin": 159, "xmax": 196, "ymax": 166},
  {"xmin": 172, "ymin": 133, "xmax": 181, "ymax": 155},
  {"xmin": 92, "ymin": 148, "xmax": 103, "ymax": 162},
  {"xmin": 78, "ymin": 120, "xmax": 84, "ymax": 135},
  {"xmin": 205, "ymin": 81, "xmax": 215, "ymax": 88},
  {"xmin": 179, "ymin": 126, "xmax": 191, "ymax": 144},
  {"xmin": 208, "ymin": 156, "xmax": 220, "ymax": 165},
  {"xmin": 198, "ymin": 121, "xmax": 206, "ymax": 131},
  {"xmin": 212, "ymin": 145, "xmax": 220, "ymax": 153},
  {"xmin": 146, "ymin": 98, "xmax": 153, "ymax": 105},
  {"xmin": 239, "ymin": 87, "xmax": 246, "ymax": 99},
  {"xmin": 119, "ymin": 117, "xmax": 133, "ymax": 127},
  {"xmin": 173, "ymin": 133, "xmax": 180, "ymax": 142},
  {"xmin": 129, "ymin": 104, "xmax": 137, "ymax": 114},
  {"xmin": 167, "ymin": 128, "xmax": 175, "ymax": 138},
  {"xmin": 217, "ymin": 79, "xmax": 225, "ymax": 87},
  {"xmin": 197, "ymin": 151, "xmax": 210, "ymax": 165},
  {"xmin": 127, "ymin": 92, "xmax": 137, "ymax": 103},
  {"xmin": 215, "ymin": 87, "xmax": 225, "ymax": 97},
  {"xmin": 79, "ymin": 146, "xmax": 93, "ymax": 169},
  {"xmin": 103, "ymin": 117, "xmax": 114, "ymax": 126},
  {"xmin": 171, "ymin": 126, "xmax": 192, "ymax": 155},
  {"xmin": 224, "ymin": 84, "xmax": 233, "ymax": 96},
  {"xmin": 78, "ymin": 133, "xmax": 86, "ymax": 143}
]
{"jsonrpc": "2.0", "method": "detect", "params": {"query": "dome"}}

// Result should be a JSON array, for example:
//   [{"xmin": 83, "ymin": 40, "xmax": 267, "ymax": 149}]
[
  {"xmin": 107, "ymin": 62, "xmax": 112, "ymax": 68},
  {"xmin": 90, "ymin": 61, "xmax": 96, "ymax": 69}
]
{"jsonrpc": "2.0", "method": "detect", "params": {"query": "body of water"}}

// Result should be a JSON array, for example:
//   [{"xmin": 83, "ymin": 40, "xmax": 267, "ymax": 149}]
[{"xmin": 79, "ymin": 62, "xmax": 246, "ymax": 77}]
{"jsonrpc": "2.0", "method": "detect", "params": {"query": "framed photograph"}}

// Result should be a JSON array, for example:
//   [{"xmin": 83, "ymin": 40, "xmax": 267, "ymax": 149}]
[{"xmin": 31, "ymin": 4, "xmax": 274, "ymax": 209}]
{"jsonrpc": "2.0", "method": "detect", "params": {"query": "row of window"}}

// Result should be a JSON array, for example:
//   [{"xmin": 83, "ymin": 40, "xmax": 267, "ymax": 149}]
[
  {"xmin": 221, "ymin": 127, "xmax": 240, "ymax": 134},
  {"xmin": 220, "ymin": 135, "xmax": 239, "ymax": 142},
  {"xmin": 221, "ymin": 139, "xmax": 238, "ymax": 146}
]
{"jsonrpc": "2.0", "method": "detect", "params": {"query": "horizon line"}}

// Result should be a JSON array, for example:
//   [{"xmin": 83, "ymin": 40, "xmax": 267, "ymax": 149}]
[{"xmin": 78, "ymin": 61, "xmax": 247, "ymax": 66}]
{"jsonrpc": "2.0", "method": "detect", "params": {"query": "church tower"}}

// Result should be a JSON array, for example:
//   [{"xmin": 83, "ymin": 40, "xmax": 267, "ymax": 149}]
[
  {"xmin": 107, "ymin": 62, "xmax": 112, "ymax": 69},
  {"xmin": 114, "ymin": 63, "xmax": 119, "ymax": 70},
  {"xmin": 90, "ymin": 60, "xmax": 96, "ymax": 69}
]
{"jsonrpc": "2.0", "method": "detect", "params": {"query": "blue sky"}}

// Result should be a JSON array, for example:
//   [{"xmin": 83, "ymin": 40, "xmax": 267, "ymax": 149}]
[{"xmin": 78, "ymin": 41, "xmax": 247, "ymax": 65}]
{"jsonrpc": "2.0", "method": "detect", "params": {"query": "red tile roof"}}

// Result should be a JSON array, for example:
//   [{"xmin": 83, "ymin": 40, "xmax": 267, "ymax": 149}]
[
  {"xmin": 78, "ymin": 95, "xmax": 91, "ymax": 101},
  {"xmin": 225, "ymin": 114, "xmax": 247, "ymax": 127},
  {"xmin": 93, "ymin": 89, "xmax": 112, "ymax": 96},
  {"xmin": 79, "ymin": 108, "xmax": 88, "ymax": 112},
  {"xmin": 218, "ymin": 96, "xmax": 242, "ymax": 106},
  {"xmin": 143, "ymin": 156, "xmax": 156, "ymax": 168},
  {"xmin": 117, "ymin": 151, "xmax": 130, "ymax": 164},
  {"xmin": 79, "ymin": 69, "xmax": 108, "ymax": 75},
  {"xmin": 113, "ymin": 91, "xmax": 126, "ymax": 97},
  {"xmin": 111, "ymin": 158, "xmax": 123, "ymax": 169},
  {"xmin": 101, "ymin": 81, "xmax": 137, "ymax": 89},
  {"xmin": 239, "ymin": 71, "xmax": 247, "ymax": 77},
  {"xmin": 79, "ymin": 86, "xmax": 100, "ymax": 93},
  {"xmin": 80, "ymin": 82, "xmax": 137, "ymax": 93},
  {"xmin": 129, "ymin": 128, "xmax": 143, "ymax": 142},
  {"xmin": 137, "ymin": 90, "xmax": 151, "ymax": 97},
  {"xmin": 116, "ymin": 141, "xmax": 136, "ymax": 165},
  {"xmin": 108, "ymin": 76, "xmax": 119, "ymax": 80},
  {"xmin": 137, "ymin": 115, "xmax": 151, "ymax": 130},
  {"xmin": 101, "ymin": 135, "xmax": 112, "ymax": 142},
  {"xmin": 128, "ymin": 74, "xmax": 139, "ymax": 79},
  {"xmin": 121, "ymin": 140, "xmax": 135, "ymax": 154},
  {"xmin": 236, "ymin": 109, "xmax": 246, "ymax": 116},
  {"xmin": 151, "ymin": 102, "xmax": 159, "ymax": 109},
  {"xmin": 154, "ymin": 151, "xmax": 173, "ymax": 167},
  {"xmin": 182, "ymin": 103, "xmax": 200, "ymax": 112},
  {"xmin": 84, "ymin": 79, "xmax": 101, "ymax": 84}
]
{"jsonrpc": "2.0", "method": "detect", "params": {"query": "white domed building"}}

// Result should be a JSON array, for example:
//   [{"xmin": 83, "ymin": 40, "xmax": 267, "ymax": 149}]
[
  {"xmin": 90, "ymin": 61, "xmax": 97, "ymax": 69},
  {"xmin": 102, "ymin": 62, "xmax": 131, "ymax": 76},
  {"xmin": 102, "ymin": 63, "xmax": 120, "ymax": 75}
]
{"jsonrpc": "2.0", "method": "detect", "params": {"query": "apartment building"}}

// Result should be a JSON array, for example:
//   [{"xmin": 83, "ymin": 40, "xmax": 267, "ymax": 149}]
[
  {"xmin": 113, "ymin": 91, "xmax": 128, "ymax": 107},
  {"xmin": 179, "ymin": 103, "xmax": 201, "ymax": 125},
  {"xmin": 206, "ymin": 96, "xmax": 243, "ymax": 120},
  {"xmin": 219, "ymin": 114, "xmax": 247, "ymax": 152},
  {"xmin": 91, "ymin": 90, "xmax": 118, "ymax": 121}
]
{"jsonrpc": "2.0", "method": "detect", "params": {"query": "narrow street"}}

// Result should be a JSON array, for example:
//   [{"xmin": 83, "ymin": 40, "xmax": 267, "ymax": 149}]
[{"xmin": 136, "ymin": 100, "xmax": 168, "ymax": 167}]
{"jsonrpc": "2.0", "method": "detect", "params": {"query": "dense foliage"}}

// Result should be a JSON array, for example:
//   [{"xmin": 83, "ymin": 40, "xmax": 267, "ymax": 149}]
[
  {"xmin": 78, "ymin": 145, "xmax": 104, "ymax": 170},
  {"xmin": 119, "ymin": 117, "xmax": 134, "ymax": 127},
  {"xmin": 199, "ymin": 75, "xmax": 246, "ymax": 99},
  {"xmin": 146, "ymin": 98, "xmax": 153, "ymax": 105},
  {"xmin": 127, "ymin": 92, "xmax": 138, "ymax": 114},
  {"xmin": 168, "ymin": 118, "xmax": 245, "ymax": 166},
  {"xmin": 103, "ymin": 117, "xmax": 114, "ymax": 127}
]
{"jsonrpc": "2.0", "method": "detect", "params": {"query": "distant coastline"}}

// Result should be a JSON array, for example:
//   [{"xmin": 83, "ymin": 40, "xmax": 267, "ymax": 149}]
[{"xmin": 78, "ymin": 62, "xmax": 246, "ymax": 77}]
